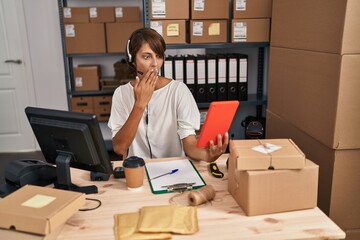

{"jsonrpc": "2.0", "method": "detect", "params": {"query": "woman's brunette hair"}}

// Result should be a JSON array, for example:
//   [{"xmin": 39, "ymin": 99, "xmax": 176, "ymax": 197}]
[{"xmin": 126, "ymin": 28, "xmax": 166, "ymax": 64}]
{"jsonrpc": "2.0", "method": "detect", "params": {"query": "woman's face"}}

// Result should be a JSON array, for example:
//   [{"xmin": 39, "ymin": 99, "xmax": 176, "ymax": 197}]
[{"xmin": 134, "ymin": 42, "xmax": 164, "ymax": 76}]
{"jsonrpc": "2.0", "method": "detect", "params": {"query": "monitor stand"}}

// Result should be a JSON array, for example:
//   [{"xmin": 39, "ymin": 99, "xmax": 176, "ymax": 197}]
[{"xmin": 54, "ymin": 152, "xmax": 98, "ymax": 194}]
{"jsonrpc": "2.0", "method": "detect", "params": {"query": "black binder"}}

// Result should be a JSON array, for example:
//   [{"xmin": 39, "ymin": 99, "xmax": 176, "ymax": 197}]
[
  {"xmin": 238, "ymin": 54, "xmax": 248, "ymax": 101},
  {"xmin": 206, "ymin": 54, "xmax": 217, "ymax": 102},
  {"xmin": 174, "ymin": 55, "xmax": 185, "ymax": 83},
  {"xmin": 227, "ymin": 53, "xmax": 239, "ymax": 100},
  {"xmin": 185, "ymin": 55, "xmax": 196, "ymax": 99},
  {"xmin": 195, "ymin": 55, "xmax": 207, "ymax": 103},
  {"xmin": 163, "ymin": 55, "xmax": 174, "ymax": 79},
  {"xmin": 217, "ymin": 54, "xmax": 227, "ymax": 101}
]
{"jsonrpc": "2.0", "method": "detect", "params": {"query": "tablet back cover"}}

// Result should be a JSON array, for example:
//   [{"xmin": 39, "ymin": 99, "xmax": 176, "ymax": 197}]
[{"xmin": 197, "ymin": 101, "xmax": 239, "ymax": 148}]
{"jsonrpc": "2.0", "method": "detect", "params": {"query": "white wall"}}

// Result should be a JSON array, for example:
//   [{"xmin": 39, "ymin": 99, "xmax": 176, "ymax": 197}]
[{"xmin": 22, "ymin": 0, "xmax": 68, "ymax": 110}]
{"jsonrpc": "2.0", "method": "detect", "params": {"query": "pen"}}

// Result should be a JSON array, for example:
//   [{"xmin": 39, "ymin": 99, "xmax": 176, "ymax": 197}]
[{"xmin": 150, "ymin": 169, "xmax": 179, "ymax": 180}]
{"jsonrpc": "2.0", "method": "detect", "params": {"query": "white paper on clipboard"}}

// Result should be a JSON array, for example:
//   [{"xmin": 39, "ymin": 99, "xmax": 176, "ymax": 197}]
[{"xmin": 145, "ymin": 159, "xmax": 205, "ymax": 193}]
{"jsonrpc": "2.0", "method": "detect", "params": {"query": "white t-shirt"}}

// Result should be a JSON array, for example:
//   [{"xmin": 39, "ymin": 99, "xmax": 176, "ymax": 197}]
[{"xmin": 108, "ymin": 80, "xmax": 200, "ymax": 159}]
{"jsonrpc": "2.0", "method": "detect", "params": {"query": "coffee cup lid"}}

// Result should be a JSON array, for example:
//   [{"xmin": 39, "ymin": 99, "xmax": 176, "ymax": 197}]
[{"xmin": 123, "ymin": 156, "xmax": 145, "ymax": 168}]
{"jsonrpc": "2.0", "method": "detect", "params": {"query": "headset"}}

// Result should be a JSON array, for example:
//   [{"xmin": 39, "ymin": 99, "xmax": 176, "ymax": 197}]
[{"xmin": 126, "ymin": 39, "xmax": 133, "ymax": 63}]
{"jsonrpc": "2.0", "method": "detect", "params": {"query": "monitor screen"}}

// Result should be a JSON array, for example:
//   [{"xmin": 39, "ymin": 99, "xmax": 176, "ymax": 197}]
[{"xmin": 25, "ymin": 106, "xmax": 113, "ymax": 194}]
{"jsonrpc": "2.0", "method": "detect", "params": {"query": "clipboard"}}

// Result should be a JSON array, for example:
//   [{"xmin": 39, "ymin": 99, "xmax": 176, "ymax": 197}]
[
  {"xmin": 196, "ymin": 100, "xmax": 239, "ymax": 148},
  {"xmin": 145, "ymin": 159, "xmax": 206, "ymax": 194}
]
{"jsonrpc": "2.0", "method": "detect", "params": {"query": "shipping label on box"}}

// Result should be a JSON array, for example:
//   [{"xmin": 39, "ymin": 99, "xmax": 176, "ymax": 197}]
[{"xmin": 230, "ymin": 139, "xmax": 305, "ymax": 170}]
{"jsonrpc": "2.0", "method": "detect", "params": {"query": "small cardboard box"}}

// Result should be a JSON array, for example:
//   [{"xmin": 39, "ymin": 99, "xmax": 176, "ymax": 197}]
[
  {"xmin": 115, "ymin": 7, "xmax": 141, "ymax": 22},
  {"xmin": 0, "ymin": 185, "xmax": 85, "ymax": 235},
  {"xmin": 73, "ymin": 66, "xmax": 100, "ymax": 91},
  {"xmin": 65, "ymin": 23, "xmax": 106, "ymax": 54},
  {"xmin": 63, "ymin": 7, "xmax": 89, "ymax": 23},
  {"xmin": 233, "ymin": 0, "xmax": 272, "ymax": 19},
  {"xmin": 150, "ymin": 20, "xmax": 188, "ymax": 44},
  {"xmin": 191, "ymin": 0, "xmax": 229, "ymax": 19},
  {"xmin": 190, "ymin": 20, "xmax": 227, "ymax": 44},
  {"xmin": 228, "ymin": 157, "xmax": 319, "ymax": 216},
  {"xmin": 231, "ymin": 19, "xmax": 270, "ymax": 43},
  {"xmin": 106, "ymin": 22, "xmax": 144, "ymax": 53},
  {"xmin": 89, "ymin": 7, "xmax": 115, "ymax": 23},
  {"xmin": 150, "ymin": 0, "xmax": 189, "ymax": 20},
  {"xmin": 230, "ymin": 139, "xmax": 305, "ymax": 170}
]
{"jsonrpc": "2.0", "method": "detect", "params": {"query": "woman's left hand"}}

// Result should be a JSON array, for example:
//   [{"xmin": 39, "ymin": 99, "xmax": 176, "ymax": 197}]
[{"xmin": 206, "ymin": 132, "xmax": 229, "ymax": 163}]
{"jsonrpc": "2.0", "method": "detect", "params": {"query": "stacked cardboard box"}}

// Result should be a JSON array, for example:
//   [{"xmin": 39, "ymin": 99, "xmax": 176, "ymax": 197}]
[
  {"xmin": 63, "ymin": 7, "xmax": 106, "ymax": 54},
  {"xmin": 231, "ymin": 0, "xmax": 272, "ymax": 43},
  {"xmin": 267, "ymin": 0, "xmax": 360, "ymax": 237},
  {"xmin": 189, "ymin": 0, "xmax": 228, "ymax": 43},
  {"xmin": 63, "ymin": 6, "xmax": 142, "ymax": 54},
  {"xmin": 106, "ymin": 6, "xmax": 143, "ymax": 53},
  {"xmin": 228, "ymin": 139, "xmax": 318, "ymax": 216},
  {"xmin": 71, "ymin": 95, "xmax": 112, "ymax": 122},
  {"xmin": 149, "ymin": 0, "xmax": 189, "ymax": 44}
]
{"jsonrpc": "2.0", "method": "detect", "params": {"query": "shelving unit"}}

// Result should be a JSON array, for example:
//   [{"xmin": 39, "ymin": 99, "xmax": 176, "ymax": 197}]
[{"xmin": 57, "ymin": 0, "xmax": 269, "ymax": 142}]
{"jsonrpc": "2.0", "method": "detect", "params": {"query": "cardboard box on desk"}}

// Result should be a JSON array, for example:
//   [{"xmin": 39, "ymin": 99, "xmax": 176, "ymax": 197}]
[
  {"xmin": 0, "ymin": 185, "xmax": 85, "ymax": 235},
  {"xmin": 228, "ymin": 157, "xmax": 319, "ymax": 216},
  {"xmin": 229, "ymin": 139, "xmax": 306, "ymax": 170}
]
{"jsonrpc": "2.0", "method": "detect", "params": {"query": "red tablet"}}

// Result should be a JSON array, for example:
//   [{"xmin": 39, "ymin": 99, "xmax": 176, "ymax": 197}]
[{"xmin": 196, "ymin": 100, "xmax": 239, "ymax": 148}]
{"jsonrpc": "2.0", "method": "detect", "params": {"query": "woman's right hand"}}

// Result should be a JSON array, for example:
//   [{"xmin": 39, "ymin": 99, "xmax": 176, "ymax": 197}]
[{"xmin": 133, "ymin": 68, "xmax": 158, "ymax": 108}]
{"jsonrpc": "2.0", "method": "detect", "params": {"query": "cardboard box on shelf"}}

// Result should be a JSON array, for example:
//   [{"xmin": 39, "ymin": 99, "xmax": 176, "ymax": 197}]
[
  {"xmin": 71, "ymin": 96, "xmax": 94, "ymax": 110},
  {"xmin": 233, "ymin": 0, "xmax": 272, "ymax": 19},
  {"xmin": 229, "ymin": 139, "xmax": 305, "ymax": 170},
  {"xmin": 93, "ymin": 95, "xmax": 112, "ymax": 109},
  {"xmin": 228, "ymin": 155, "xmax": 318, "ymax": 216},
  {"xmin": 150, "ymin": 0, "xmax": 189, "ymax": 20},
  {"xmin": 94, "ymin": 107, "xmax": 111, "ymax": 122},
  {"xmin": 89, "ymin": 7, "xmax": 115, "ymax": 23},
  {"xmin": 150, "ymin": 20, "xmax": 188, "ymax": 44},
  {"xmin": 73, "ymin": 65, "xmax": 100, "ymax": 92},
  {"xmin": 63, "ymin": 7, "xmax": 89, "ymax": 23},
  {"xmin": 268, "ymin": 47, "xmax": 360, "ymax": 149},
  {"xmin": 0, "ymin": 185, "xmax": 85, "ymax": 235},
  {"xmin": 106, "ymin": 22, "xmax": 144, "ymax": 53},
  {"xmin": 231, "ymin": 19, "xmax": 270, "ymax": 43},
  {"xmin": 191, "ymin": 0, "xmax": 229, "ymax": 20},
  {"xmin": 189, "ymin": 20, "xmax": 227, "ymax": 44},
  {"xmin": 64, "ymin": 23, "xmax": 106, "ymax": 54},
  {"xmin": 271, "ymin": 0, "xmax": 360, "ymax": 54},
  {"xmin": 266, "ymin": 110, "xmax": 360, "ymax": 230},
  {"xmin": 115, "ymin": 7, "xmax": 141, "ymax": 22}
]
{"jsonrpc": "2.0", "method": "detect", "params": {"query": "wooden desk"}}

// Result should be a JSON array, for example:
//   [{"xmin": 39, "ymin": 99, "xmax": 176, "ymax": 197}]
[{"xmin": 57, "ymin": 155, "xmax": 345, "ymax": 240}]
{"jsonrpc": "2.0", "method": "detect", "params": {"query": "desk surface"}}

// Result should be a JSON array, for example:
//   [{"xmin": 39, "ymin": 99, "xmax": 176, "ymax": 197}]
[{"xmin": 57, "ymin": 155, "xmax": 345, "ymax": 240}]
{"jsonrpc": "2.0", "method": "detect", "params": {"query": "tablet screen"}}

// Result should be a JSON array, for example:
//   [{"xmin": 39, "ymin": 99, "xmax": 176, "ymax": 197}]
[{"xmin": 196, "ymin": 100, "xmax": 239, "ymax": 148}]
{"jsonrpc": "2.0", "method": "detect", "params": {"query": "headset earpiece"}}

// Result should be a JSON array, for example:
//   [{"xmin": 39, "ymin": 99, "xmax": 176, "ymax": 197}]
[{"xmin": 126, "ymin": 39, "xmax": 132, "ymax": 63}]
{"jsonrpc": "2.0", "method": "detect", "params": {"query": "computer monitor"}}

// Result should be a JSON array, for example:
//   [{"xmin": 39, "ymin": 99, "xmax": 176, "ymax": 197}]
[{"xmin": 25, "ymin": 106, "xmax": 113, "ymax": 194}]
